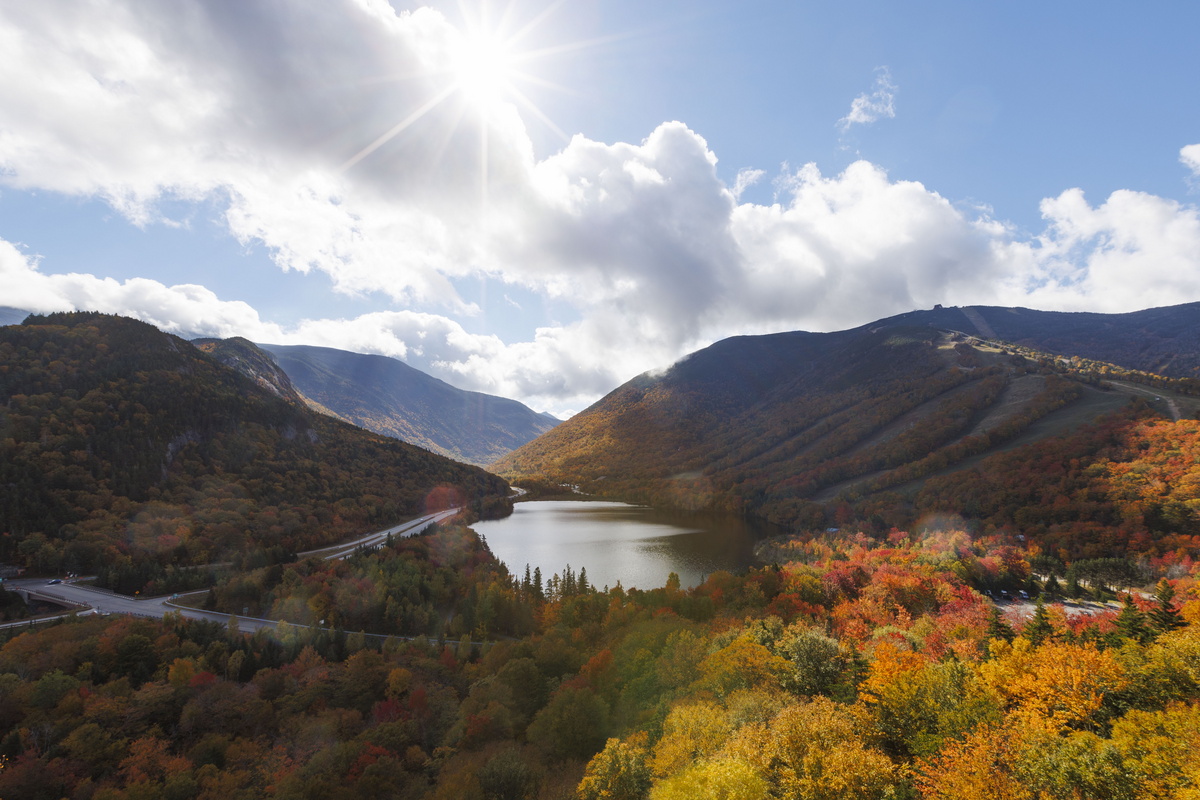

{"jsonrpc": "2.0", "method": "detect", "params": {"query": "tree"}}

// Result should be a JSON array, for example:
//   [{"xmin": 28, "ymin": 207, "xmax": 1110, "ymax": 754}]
[
  {"xmin": 1109, "ymin": 703, "xmax": 1200, "ymax": 798},
  {"xmin": 916, "ymin": 724, "xmax": 1028, "ymax": 800},
  {"xmin": 579, "ymin": 736, "xmax": 652, "ymax": 800},
  {"xmin": 649, "ymin": 758, "xmax": 767, "ymax": 800},
  {"xmin": 1116, "ymin": 595, "xmax": 1149, "ymax": 644},
  {"xmin": 1022, "ymin": 599, "xmax": 1054, "ymax": 646},
  {"xmin": 779, "ymin": 628, "xmax": 850, "ymax": 697},
  {"xmin": 1149, "ymin": 580, "xmax": 1185, "ymax": 637},
  {"xmin": 526, "ymin": 686, "xmax": 609, "ymax": 762},
  {"xmin": 725, "ymin": 696, "xmax": 899, "ymax": 799},
  {"xmin": 651, "ymin": 701, "xmax": 732, "ymax": 777},
  {"xmin": 985, "ymin": 606, "xmax": 1015, "ymax": 644},
  {"xmin": 980, "ymin": 639, "xmax": 1126, "ymax": 733},
  {"xmin": 478, "ymin": 747, "xmax": 539, "ymax": 800}
]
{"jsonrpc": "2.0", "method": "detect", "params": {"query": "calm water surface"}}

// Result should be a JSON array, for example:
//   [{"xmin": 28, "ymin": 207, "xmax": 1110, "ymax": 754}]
[{"xmin": 471, "ymin": 500, "xmax": 774, "ymax": 591}]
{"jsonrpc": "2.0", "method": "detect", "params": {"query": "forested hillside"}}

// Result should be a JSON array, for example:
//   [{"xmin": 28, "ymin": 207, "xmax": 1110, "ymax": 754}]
[
  {"xmin": 0, "ymin": 313, "xmax": 510, "ymax": 590},
  {"xmin": 495, "ymin": 318, "xmax": 1200, "ymax": 535}
]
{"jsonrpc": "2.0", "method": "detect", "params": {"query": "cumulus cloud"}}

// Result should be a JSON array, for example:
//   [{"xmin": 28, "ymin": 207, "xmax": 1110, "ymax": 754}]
[
  {"xmin": 838, "ymin": 67, "xmax": 897, "ymax": 131},
  {"xmin": 0, "ymin": 0, "xmax": 524, "ymax": 304},
  {"xmin": 3, "ymin": 3, "xmax": 1200, "ymax": 416},
  {"xmin": 0, "ymin": 236, "xmax": 623, "ymax": 415},
  {"xmin": 1183, "ymin": 143, "xmax": 1200, "ymax": 183},
  {"xmin": 1014, "ymin": 188, "xmax": 1200, "ymax": 311}
]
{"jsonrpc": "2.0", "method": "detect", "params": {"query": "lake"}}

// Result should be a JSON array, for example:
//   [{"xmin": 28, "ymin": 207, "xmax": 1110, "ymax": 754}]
[{"xmin": 470, "ymin": 500, "xmax": 774, "ymax": 591}]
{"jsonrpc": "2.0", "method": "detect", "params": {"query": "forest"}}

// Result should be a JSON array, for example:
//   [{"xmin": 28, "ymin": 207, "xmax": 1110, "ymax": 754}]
[{"xmin": 2, "ymin": 521, "xmax": 1199, "ymax": 799}]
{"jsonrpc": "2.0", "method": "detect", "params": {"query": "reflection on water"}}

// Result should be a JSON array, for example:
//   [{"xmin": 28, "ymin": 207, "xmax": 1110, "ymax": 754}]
[{"xmin": 470, "ymin": 500, "xmax": 776, "ymax": 591}]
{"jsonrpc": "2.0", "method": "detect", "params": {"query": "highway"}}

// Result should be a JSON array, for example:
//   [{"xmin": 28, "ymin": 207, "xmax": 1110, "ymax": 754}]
[{"xmin": 3, "ymin": 508, "xmax": 460, "ymax": 634}]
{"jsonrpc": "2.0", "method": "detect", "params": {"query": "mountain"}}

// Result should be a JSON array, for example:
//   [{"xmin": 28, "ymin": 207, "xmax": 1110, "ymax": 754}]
[
  {"xmin": 192, "ymin": 336, "xmax": 306, "ymax": 405},
  {"xmin": 0, "ymin": 306, "xmax": 30, "ymax": 326},
  {"xmin": 494, "ymin": 304, "xmax": 1200, "ymax": 539},
  {"xmin": 0, "ymin": 312, "xmax": 510, "ymax": 586},
  {"xmin": 886, "ymin": 302, "xmax": 1200, "ymax": 378},
  {"xmin": 255, "ymin": 343, "xmax": 558, "ymax": 466}
]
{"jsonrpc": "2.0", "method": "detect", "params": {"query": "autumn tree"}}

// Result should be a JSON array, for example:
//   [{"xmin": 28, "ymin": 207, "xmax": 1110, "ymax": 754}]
[{"xmin": 579, "ymin": 735, "xmax": 652, "ymax": 800}]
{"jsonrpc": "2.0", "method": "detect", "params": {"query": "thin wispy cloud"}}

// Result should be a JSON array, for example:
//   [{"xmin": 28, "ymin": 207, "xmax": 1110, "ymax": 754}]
[{"xmin": 838, "ymin": 67, "xmax": 897, "ymax": 131}]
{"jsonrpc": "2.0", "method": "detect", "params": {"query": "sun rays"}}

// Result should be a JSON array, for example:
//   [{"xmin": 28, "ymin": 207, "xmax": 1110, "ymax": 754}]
[{"xmin": 339, "ymin": 0, "xmax": 581, "ymax": 186}]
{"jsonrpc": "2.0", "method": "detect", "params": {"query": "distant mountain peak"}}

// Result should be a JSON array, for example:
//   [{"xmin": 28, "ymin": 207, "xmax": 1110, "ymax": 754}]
[
  {"xmin": 252, "ymin": 342, "xmax": 558, "ymax": 467},
  {"xmin": 192, "ymin": 337, "xmax": 305, "ymax": 405}
]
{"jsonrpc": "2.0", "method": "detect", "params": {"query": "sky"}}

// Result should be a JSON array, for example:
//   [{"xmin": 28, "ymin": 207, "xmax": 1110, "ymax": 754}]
[{"xmin": 1, "ymin": 0, "xmax": 1199, "ymax": 418}]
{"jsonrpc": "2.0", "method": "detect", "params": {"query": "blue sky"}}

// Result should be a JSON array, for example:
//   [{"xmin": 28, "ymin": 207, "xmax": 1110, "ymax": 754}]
[{"xmin": 1, "ymin": 1, "xmax": 1199, "ymax": 417}]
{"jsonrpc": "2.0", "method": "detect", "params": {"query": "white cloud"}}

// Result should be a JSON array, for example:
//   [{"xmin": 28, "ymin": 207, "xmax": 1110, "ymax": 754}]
[
  {"xmin": 0, "ymin": 236, "xmax": 622, "ymax": 416},
  {"xmin": 838, "ymin": 67, "xmax": 897, "ymax": 131},
  {"xmin": 0, "ymin": 0, "xmax": 526, "ymax": 305},
  {"xmin": 1183, "ymin": 143, "xmax": 1200, "ymax": 183},
  {"xmin": 2, "ymin": 3, "xmax": 1200, "ymax": 417},
  {"xmin": 1012, "ymin": 187, "xmax": 1200, "ymax": 311}
]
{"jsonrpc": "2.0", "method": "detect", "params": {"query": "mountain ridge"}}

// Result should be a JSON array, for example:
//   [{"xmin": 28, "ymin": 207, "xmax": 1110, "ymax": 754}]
[
  {"xmin": 494, "ymin": 303, "xmax": 1200, "ymax": 536},
  {"xmin": 255, "ymin": 342, "xmax": 558, "ymax": 467}
]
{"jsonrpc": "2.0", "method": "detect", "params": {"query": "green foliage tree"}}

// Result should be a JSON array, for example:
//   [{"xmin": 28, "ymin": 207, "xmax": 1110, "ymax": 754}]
[
  {"xmin": 526, "ymin": 686, "xmax": 610, "ymax": 762},
  {"xmin": 1023, "ymin": 599, "xmax": 1054, "ymax": 646},
  {"xmin": 1149, "ymin": 580, "xmax": 1185, "ymax": 637},
  {"xmin": 1116, "ymin": 595, "xmax": 1149, "ymax": 644},
  {"xmin": 478, "ymin": 748, "xmax": 539, "ymax": 800}
]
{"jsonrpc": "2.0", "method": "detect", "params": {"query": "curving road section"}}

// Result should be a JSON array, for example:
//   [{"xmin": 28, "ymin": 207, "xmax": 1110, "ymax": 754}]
[{"xmin": 3, "ymin": 508, "xmax": 460, "ymax": 635}]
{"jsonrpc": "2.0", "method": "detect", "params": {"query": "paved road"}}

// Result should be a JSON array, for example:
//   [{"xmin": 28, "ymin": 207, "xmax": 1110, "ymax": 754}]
[{"xmin": 4, "ymin": 508, "xmax": 460, "ymax": 634}]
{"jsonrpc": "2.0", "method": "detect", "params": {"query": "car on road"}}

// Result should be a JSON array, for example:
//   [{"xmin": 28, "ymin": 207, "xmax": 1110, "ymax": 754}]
[{"xmin": 47, "ymin": 578, "xmax": 62, "ymax": 585}]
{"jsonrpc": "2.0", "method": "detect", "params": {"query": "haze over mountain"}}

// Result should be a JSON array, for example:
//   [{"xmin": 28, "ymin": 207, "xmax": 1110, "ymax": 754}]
[
  {"xmin": 254, "ymin": 343, "xmax": 559, "ymax": 467},
  {"xmin": 495, "ymin": 303, "xmax": 1200, "ymax": 537}
]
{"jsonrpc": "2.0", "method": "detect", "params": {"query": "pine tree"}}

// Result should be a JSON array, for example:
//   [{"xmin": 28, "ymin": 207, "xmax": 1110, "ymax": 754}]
[
  {"xmin": 1149, "ymin": 580, "xmax": 1185, "ymax": 636},
  {"xmin": 1115, "ymin": 594, "xmax": 1148, "ymax": 643},
  {"xmin": 1023, "ymin": 599, "xmax": 1054, "ymax": 646},
  {"xmin": 985, "ymin": 606, "xmax": 1015, "ymax": 643},
  {"xmin": 1065, "ymin": 568, "xmax": 1082, "ymax": 599}
]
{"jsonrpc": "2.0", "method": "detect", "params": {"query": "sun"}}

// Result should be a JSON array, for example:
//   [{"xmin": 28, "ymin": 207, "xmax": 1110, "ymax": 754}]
[
  {"xmin": 451, "ymin": 28, "xmax": 518, "ymax": 113},
  {"xmin": 341, "ymin": 0, "xmax": 580, "ymax": 173}
]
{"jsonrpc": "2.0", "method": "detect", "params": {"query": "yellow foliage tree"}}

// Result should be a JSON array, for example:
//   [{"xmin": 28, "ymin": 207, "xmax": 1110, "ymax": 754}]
[
  {"xmin": 1110, "ymin": 703, "xmax": 1200, "ymax": 799},
  {"xmin": 695, "ymin": 633, "xmax": 788, "ymax": 698},
  {"xmin": 579, "ymin": 734, "xmax": 652, "ymax": 800},
  {"xmin": 651, "ymin": 700, "xmax": 732, "ymax": 777},
  {"xmin": 724, "ymin": 697, "xmax": 899, "ymax": 799},
  {"xmin": 650, "ymin": 758, "xmax": 768, "ymax": 800},
  {"xmin": 979, "ymin": 638, "xmax": 1126, "ymax": 732}
]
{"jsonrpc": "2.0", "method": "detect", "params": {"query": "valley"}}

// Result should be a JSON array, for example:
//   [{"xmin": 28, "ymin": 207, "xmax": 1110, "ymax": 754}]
[{"xmin": 2, "ymin": 304, "xmax": 1200, "ymax": 799}]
